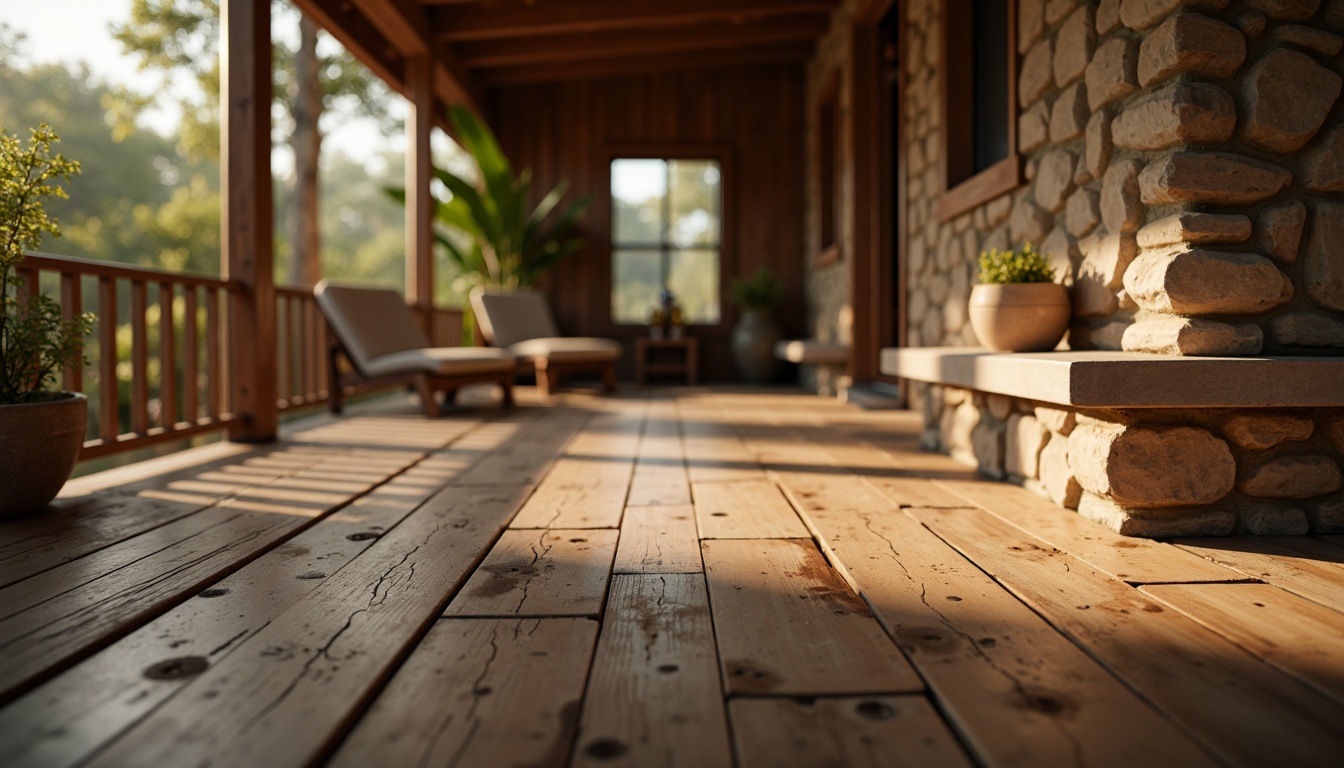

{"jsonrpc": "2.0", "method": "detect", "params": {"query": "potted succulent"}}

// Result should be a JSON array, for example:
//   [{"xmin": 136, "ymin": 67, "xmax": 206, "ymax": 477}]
[
  {"xmin": 729, "ymin": 267, "xmax": 784, "ymax": 383},
  {"xmin": 968, "ymin": 243, "xmax": 1070, "ymax": 352},
  {"xmin": 1, "ymin": 124, "xmax": 92, "ymax": 516}
]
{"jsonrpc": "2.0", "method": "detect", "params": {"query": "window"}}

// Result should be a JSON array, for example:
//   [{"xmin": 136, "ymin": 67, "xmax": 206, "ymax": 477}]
[
  {"xmin": 610, "ymin": 158, "xmax": 722, "ymax": 325},
  {"xmin": 939, "ymin": 0, "xmax": 1021, "ymax": 221}
]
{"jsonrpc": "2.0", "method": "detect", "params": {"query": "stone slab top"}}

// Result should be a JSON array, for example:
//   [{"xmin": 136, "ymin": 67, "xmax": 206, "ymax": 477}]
[{"xmin": 880, "ymin": 347, "xmax": 1344, "ymax": 408}]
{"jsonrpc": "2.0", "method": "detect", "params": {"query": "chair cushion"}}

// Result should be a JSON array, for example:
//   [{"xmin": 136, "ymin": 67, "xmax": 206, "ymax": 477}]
[
  {"xmin": 470, "ymin": 290, "xmax": 560, "ymax": 348},
  {"xmin": 774, "ymin": 340, "xmax": 849, "ymax": 366},
  {"xmin": 315, "ymin": 281, "xmax": 429, "ymax": 372},
  {"xmin": 510, "ymin": 337, "xmax": 622, "ymax": 363},
  {"xmin": 362, "ymin": 347, "xmax": 517, "ymax": 378}
]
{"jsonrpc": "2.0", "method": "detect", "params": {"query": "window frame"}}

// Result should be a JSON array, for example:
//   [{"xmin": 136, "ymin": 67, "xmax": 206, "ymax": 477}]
[
  {"xmin": 938, "ymin": 0, "xmax": 1023, "ymax": 223},
  {"xmin": 600, "ymin": 143, "xmax": 735, "ymax": 334}
]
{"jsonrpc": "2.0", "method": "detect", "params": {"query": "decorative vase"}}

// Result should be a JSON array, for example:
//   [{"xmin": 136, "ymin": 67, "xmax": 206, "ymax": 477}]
[
  {"xmin": 968, "ymin": 283, "xmax": 1071, "ymax": 352},
  {"xmin": 731, "ymin": 308, "xmax": 783, "ymax": 383},
  {"xmin": 0, "ymin": 393, "xmax": 87, "ymax": 516}
]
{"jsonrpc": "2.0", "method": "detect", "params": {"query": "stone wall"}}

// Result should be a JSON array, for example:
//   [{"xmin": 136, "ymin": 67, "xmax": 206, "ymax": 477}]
[{"xmin": 915, "ymin": 380, "xmax": 1344, "ymax": 535}]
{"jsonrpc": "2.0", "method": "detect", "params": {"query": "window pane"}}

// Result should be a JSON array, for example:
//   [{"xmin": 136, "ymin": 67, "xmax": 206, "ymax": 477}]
[
  {"xmin": 612, "ymin": 249, "xmax": 663, "ymax": 324},
  {"xmin": 612, "ymin": 159, "xmax": 666, "ymax": 245},
  {"xmin": 668, "ymin": 160, "xmax": 722, "ymax": 248},
  {"xmin": 972, "ymin": 0, "xmax": 1010, "ymax": 173},
  {"xmin": 668, "ymin": 249, "xmax": 721, "ymax": 324}
]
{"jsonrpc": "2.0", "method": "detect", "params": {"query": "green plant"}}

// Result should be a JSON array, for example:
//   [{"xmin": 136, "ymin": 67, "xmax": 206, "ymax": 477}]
[
  {"xmin": 1, "ymin": 124, "xmax": 91, "ymax": 404},
  {"xmin": 730, "ymin": 267, "xmax": 784, "ymax": 309},
  {"xmin": 388, "ymin": 106, "xmax": 590, "ymax": 293},
  {"xmin": 977, "ymin": 243, "xmax": 1056, "ymax": 284}
]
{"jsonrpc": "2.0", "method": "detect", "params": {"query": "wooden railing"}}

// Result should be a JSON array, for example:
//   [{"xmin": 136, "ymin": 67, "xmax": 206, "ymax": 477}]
[{"xmin": 18, "ymin": 253, "xmax": 468, "ymax": 461}]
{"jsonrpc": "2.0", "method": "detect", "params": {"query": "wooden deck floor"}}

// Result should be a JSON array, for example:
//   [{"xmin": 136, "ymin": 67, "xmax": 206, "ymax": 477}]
[{"xmin": 2, "ymin": 387, "xmax": 1343, "ymax": 768}]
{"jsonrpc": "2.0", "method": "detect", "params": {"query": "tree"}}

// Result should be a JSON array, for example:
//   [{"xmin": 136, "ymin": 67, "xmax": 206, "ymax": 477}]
[{"xmin": 111, "ymin": 0, "xmax": 399, "ymax": 286}]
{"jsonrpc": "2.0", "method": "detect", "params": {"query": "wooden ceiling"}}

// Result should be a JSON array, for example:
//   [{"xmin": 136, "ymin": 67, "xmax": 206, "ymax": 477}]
[{"xmin": 294, "ymin": 0, "xmax": 838, "ymax": 113}]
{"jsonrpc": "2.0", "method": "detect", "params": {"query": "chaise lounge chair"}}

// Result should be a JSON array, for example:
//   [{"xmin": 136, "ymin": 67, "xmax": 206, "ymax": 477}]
[
  {"xmin": 470, "ymin": 288, "xmax": 622, "ymax": 396},
  {"xmin": 315, "ymin": 280, "xmax": 517, "ymax": 416}
]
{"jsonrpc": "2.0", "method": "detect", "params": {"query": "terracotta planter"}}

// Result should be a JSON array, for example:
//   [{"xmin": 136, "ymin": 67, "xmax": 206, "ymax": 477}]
[
  {"xmin": 731, "ymin": 308, "xmax": 783, "ymax": 384},
  {"xmin": 968, "ymin": 283, "xmax": 1071, "ymax": 352},
  {"xmin": 0, "ymin": 393, "xmax": 87, "ymax": 517}
]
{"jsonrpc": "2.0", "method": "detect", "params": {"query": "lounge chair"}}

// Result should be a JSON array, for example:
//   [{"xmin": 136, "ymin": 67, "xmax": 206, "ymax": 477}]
[
  {"xmin": 470, "ymin": 288, "xmax": 621, "ymax": 396},
  {"xmin": 315, "ymin": 281, "xmax": 517, "ymax": 416}
]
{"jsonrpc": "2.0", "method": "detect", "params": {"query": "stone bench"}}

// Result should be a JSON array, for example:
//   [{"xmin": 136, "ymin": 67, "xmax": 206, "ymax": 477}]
[
  {"xmin": 882, "ymin": 346, "xmax": 1344, "ymax": 538},
  {"xmin": 776, "ymin": 340, "xmax": 850, "ymax": 397}
]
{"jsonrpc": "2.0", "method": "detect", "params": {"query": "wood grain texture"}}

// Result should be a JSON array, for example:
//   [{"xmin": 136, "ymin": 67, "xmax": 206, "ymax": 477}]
[
  {"xmin": 626, "ymin": 402, "xmax": 691, "ymax": 506},
  {"xmin": 702, "ymin": 538, "xmax": 922, "ymax": 696},
  {"xmin": 449, "ymin": 408, "xmax": 586, "ymax": 487},
  {"xmin": 680, "ymin": 408, "xmax": 766, "ymax": 484},
  {"xmin": 731, "ymin": 696, "xmax": 972, "ymax": 768},
  {"xmin": 1174, "ymin": 537, "xmax": 1344, "ymax": 612},
  {"xmin": 1142, "ymin": 582, "xmax": 1344, "ymax": 706},
  {"xmin": 329, "ymin": 618, "xmax": 598, "ymax": 768},
  {"xmin": 446, "ymin": 529, "xmax": 619, "ymax": 617},
  {"xmin": 81, "ymin": 484, "xmax": 530, "ymax": 768},
  {"xmin": 915, "ymin": 505, "xmax": 1344, "ymax": 768},
  {"xmin": 613, "ymin": 505, "xmax": 702, "ymax": 574},
  {"xmin": 573, "ymin": 574, "xmax": 732, "ymax": 768},
  {"xmin": 511, "ymin": 409, "xmax": 643, "ymax": 529},
  {"xmin": 693, "ymin": 479, "xmax": 810, "ymax": 539}
]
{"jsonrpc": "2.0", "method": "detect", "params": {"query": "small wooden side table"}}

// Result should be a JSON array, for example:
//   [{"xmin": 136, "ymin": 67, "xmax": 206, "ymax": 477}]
[{"xmin": 635, "ymin": 337, "xmax": 699, "ymax": 385}]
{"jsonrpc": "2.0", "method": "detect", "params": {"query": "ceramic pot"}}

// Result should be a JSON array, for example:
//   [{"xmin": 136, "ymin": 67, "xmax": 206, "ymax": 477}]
[
  {"xmin": 0, "ymin": 393, "xmax": 87, "ymax": 517},
  {"xmin": 731, "ymin": 308, "xmax": 783, "ymax": 383},
  {"xmin": 968, "ymin": 283, "xmax": 1071, "ymax": 352}
]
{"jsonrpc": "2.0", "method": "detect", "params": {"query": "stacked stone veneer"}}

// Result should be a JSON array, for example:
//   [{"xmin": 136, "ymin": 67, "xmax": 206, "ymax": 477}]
[
  {"xmin": 904, "ymin": 0, "xmax": 1344, "ymax": 353},
  {"xmin": 916, "ymin": 382, "xmax": 1344, "ymax": 535}
]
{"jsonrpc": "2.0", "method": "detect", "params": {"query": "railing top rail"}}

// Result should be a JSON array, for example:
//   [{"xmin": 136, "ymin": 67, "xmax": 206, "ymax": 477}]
[{"xmin": 21, "ymin": 252, "xmax": 234, "ymax": 290}]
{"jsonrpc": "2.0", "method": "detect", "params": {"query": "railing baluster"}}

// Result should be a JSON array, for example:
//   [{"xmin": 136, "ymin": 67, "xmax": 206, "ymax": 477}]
[
  {"xmin": 302, "ymin": 297, "xmax": 315, "ymax": 402},
  {"xmin": 317, "ymin": 316, "xmax": 329, "ymax": 397},
  {"xmin": 184, "ymin": 286, "xmax": 199, "ymax": 423},
  {"xmin": 277, "ymin": 293, "xmax": 289, "ymax": 406},
  {"xmin": 130, "ymin": 281, "xmax": 149, "ymax": 435},
  {"xmin": 159, "ymin": 282, "xmax": 176, "ymax": 429},
  {"xmin": 206, "ymin": 288, "xmax": 221, "ymax": 419},
  {"xmin": 98, "ymin": 276, "xmax": 119, "ymax": 443},
  {"xmin": 60, "ymin": 272, "xmax": 83, "ymax": 393}
]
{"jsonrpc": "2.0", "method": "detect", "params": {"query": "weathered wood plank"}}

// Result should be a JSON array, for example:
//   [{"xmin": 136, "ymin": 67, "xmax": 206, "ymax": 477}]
[
  {"xmin": 1142, "ymin": 582, "xmax": 1344, "ymax": 706},
  {"xmin": 914, "ymin": 505, "xmax": 1344, "ymax": 768},
  {"xmin": 511, "ymin": 409, "xmax": 643, "ymax": 529},
  {"xmin": 679, "ymin": 405, "xmax": 765, "ymax": 484},
  {"xmin": 446, "ymin": 529, "xmax": 619, "ymax": 617},
  {"xmin": 613, "ymin": 505, "xmax": 702, "ymax": 574},
  {"xmin": 448, "ymin": 408, "xmax": 585, "ymax": 487},
  {"xmin": 693, "ymin": 479, "xmax": 810, "ymax": 539},
  {"xmin": 730, "ymin": 696, "xmax": 973, "ymax": 768},
  {"xmin": 1174, "ymin": 538, "xmax": 1344, "ymax": 613},
  {"xmin": 626, "ymin": 402, "xmax": 691, "ymax": 506},
  {"xmin": 936, "ymin": 479, "xmax": 1245, "ymax": 585},
  {"xmin": 702, "ymin": 538, "xmax": 922, "ymax": 696},
  {"xmin": 573, "ymin": 574, "xmax": 732, "ymax": 768},
  {"xmin": 329, "ymin": 618, "xmax": 598, "ymax": 768},
  {"xmin": 81, "ymin": 484, "xmax": 531, "ymax": 768}
]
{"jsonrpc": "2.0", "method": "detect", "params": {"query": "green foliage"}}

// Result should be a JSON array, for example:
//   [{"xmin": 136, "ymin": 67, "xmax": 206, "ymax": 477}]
[
  {"xmin": 730, "ymin": 268, "xmax": 784, "ymax": 309},
  {"xmin": 388, "ymin": 105, "xmax": 590, "ymax": 292},
  {"xmin": 0, "ymin": 124, "xmax": 93, "ymax": 403},
  {"xmin": 977, "ymin": 243, "xmax": 1056, "ymax": 284}
]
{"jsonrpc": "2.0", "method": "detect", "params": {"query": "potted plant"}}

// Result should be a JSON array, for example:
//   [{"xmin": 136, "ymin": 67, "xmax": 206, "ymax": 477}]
[
  {"xmin": 729, "ymin": 267, "xmax": 784, "ymax": 383},
  {"xmin": 968, "ymin": 243, "xmax": 1070, "ymax": 352},
  {"xmin": 1, "ymin": 124, "xmax": 91, "ymax": 516}
]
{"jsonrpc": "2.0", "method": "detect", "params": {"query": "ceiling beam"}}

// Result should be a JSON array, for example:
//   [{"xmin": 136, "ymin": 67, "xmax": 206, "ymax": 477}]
[
  {"xmin": 431, "ymin": 0, "xmax": 837, "ymax": 42},
  {"xmin": 292, "ymin": 0, "xmax": 406, "ymax": 95},
  {"xmin": 350, "ymin": 0, "xmax": 483, "ymax": 113},
  {"xmin": 455, "ymin": 14, "xmax": 830, "ymax": 69},
  {"xmin": 475, "ymin": 41, "xmax": 814, "ymax": 87}
]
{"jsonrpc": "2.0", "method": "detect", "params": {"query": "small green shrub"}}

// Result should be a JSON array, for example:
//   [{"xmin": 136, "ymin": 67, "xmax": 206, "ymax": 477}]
[
  {"xmin": 977, "ymin": 243, "xmax": 1056, "ymax": 284},
  {"xmin": 730, "ymin": 267, "xmax": 783, "ymax": 309}
]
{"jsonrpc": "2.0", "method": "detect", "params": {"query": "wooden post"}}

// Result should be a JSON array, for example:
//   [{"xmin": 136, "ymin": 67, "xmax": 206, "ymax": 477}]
[
  {"xmin": 406, "ymin": 53, "xmax": 435, "ymax": 326},
  {"xmin": 222, "ymin": 0, "xmax": 278, "ymax": 441}
]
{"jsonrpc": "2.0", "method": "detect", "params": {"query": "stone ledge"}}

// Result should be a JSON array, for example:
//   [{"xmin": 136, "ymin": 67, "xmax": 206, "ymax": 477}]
[
  {"xmin": 775, "ymin": 340, "xmax": 849, "ymax": 366},
  {"xmin": 881, "ymin": 347, "xmax": 1344, "ymax": 408}
]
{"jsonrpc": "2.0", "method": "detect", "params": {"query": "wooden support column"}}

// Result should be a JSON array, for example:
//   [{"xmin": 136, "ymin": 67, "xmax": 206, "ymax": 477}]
[
  {"xmin": 222, "ymin": 0, "xmax": 278, "ymax": 441},
  {"xmin": 848, "ymin": 22, "xmax": 881, "ymax": 384},
  {"xmin": 405, "ymin": 53, "xmax": 434, "ymax": 323}
]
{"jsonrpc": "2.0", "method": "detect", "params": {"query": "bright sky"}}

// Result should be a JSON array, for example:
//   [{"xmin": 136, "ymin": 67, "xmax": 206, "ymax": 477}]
[{"xmin": 0, "ymin": 0, "xmax": 417, "ymax": 171}]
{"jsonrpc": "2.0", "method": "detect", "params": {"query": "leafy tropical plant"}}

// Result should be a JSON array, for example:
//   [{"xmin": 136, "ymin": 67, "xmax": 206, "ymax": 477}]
[
  {"xmin": 389, "ymin": 105, "xmax": 590, "ymax": 293},
  {"xmin": 0, "ymin": 124, "xmax": 92, "ymax": 404},
  {"xmin": 730, "ymin": 267, "xmax": 784, "ymax": 310},
  {"xmin": 977, "ymin": 243, "xmax": 1056, "ymax": 284}
]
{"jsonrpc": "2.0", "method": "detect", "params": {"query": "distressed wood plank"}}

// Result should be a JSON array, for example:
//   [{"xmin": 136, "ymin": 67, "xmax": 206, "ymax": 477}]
[
  {"xmin": 613, "ymin": 505, "xmax": 702, "ymax": 574},
  {"xmin": 1142, "ymin": 583, "xmax": 1344, "ymax": 706},
  {"xmin": 329, "ymin": 618, "xmax": 597, "ymax": 768},
  {"xmin": 573, "ymin": 574, "xmax": 731, "ymax": 768},
  {"xmin": 450, "ymin": 408, "xmax": 586, "ymax": 487},
  {"xmin": 914, "ymin": 505, "xmax": 1344, "ymax": 768},
  {"xmin": 730, "ymin": 696, "xmax": 972, "ymax": 768},
  {"xmin": 81, "ymin": 484, "xmax": 531, "ymax": 768},
  {"xmin": 626, "ymin": 402, "xmax": 691, "ymax": 506},
  {"xmin": 694, "ymin": 479, "xmax": 810, "ymax": 539},
  {"xmin": 702, "ymin": 538, "xmax": 922, "ymax": 696},
  {"xmin": 446, "ymin": 529, "xmax": 618, "ymax": 617},
  {"xmin": 679, "ymin": 405, "xmax": 765, "ymax": 484},
  {"xmin": 1174, "ymin": 538, "xmax": 1344, "ymax": 613},
  {"xmin": 937, "ymin": 479, "xmax": 1245, "ymax": 585},
  {"xmin": 511, "ymin": 410, "xmax": 643, "ymax": 528}
]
